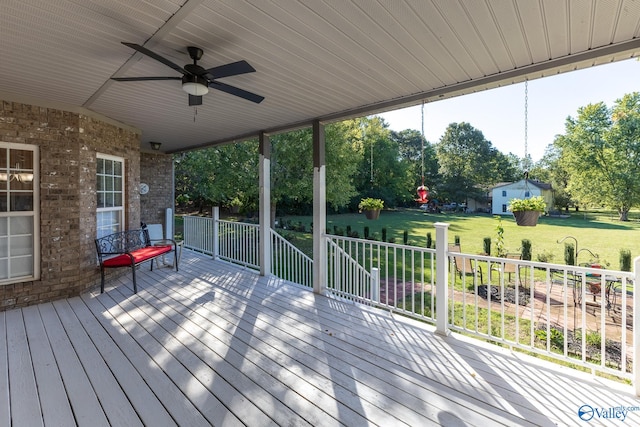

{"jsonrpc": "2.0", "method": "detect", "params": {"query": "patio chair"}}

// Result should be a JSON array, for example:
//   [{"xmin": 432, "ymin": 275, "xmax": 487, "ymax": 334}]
[
  {"xmin": 449, "ymin": 244, "xmax": 484, "ymax": 283},
  {"xmin": 490, "ymin": 253, "xmax": 523, "ymax": 284}
]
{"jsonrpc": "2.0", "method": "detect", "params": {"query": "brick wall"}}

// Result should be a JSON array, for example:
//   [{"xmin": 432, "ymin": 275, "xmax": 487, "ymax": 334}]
[
  {"xmin": 140, "ymin": 152, "xmax": 174, "ymax": 230},
  {"xmin": 0, "ymin": 100, "xmax": 142, "ymax": 310}
]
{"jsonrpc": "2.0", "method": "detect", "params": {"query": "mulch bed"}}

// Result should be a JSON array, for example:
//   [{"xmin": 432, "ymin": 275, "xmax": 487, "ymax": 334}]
[{"xmin": 477, "ymin": 284, "xmax": 530, "ymax": 306}]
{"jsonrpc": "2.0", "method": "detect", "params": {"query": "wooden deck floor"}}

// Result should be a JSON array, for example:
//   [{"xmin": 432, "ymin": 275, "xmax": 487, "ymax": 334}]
[{"xmin": 1, "ymin": 251, "xmax": 638, "ymax": 426}]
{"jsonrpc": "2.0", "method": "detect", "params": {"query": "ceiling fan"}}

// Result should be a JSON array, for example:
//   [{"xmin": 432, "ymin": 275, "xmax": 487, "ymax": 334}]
[{"xmin": 112, "ymin": 42, "xmax": 264, "ymax": 106}]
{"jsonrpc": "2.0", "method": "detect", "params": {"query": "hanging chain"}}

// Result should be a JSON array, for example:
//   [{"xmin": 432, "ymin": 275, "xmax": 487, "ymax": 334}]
[
  {"xmin": 369, "ymin": 119, "xmax": 374, "ymax": 184},
  {"xmin": 524, "ymin": 80, "xmax": 528, "ymax": 162},
  {"xmin": 421, "ymin": 101, "xmax": 425, "ymax": 184}
]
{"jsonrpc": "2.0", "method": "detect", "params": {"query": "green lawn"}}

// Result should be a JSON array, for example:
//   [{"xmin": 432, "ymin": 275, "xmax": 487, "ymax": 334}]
[{"xmin": 281, "ymin": 208, "xmax": 640, "ymax": 270}]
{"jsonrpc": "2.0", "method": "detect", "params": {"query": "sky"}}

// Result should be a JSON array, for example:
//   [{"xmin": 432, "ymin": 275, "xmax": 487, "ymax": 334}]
[{"xmin": 379, "ymin": 58, "xmax": 640, "ymax": 162}]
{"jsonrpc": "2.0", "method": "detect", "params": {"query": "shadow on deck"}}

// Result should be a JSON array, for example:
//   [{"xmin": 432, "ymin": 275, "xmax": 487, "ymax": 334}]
[{"xmin": 1, "ymin": 250, "xmax": 638, "ymax": 426}]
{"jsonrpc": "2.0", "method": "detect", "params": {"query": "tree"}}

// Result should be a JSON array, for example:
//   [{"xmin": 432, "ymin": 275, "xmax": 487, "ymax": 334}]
[
  {"xmin": 392, "ymin": 129, "xmax": 439, "ymax": 202},
  {"xmin": 555, "ymin": 92, "xmax": 640, "ymax": 220},
  {"xmin": 271, "ymin": 120, "xmax": 361, "ymax": 218},
  {"xmin": 530, "ymin": 143, "xmax": 573, "ymax": 211},
  {"xmin": 174, "ymin": 141, "xmax": 258, "ymax": 212},
  {"xmin": 436, "ymin": 122, "xmax": 499, "ymax": 202},
  {"xmin": 353, "ymin": 117, "xmax": 409, "ymax": 207}
]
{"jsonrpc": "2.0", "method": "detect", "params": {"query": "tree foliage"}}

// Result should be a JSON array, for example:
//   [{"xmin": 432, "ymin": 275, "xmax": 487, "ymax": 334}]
[
  {"xmin": 391, "ymin": 129, "xmax": 439, "ymax": 199},
  {"xmin": 174, "ymin": 141, "xmax": 258, "ymax": 212},
  {"xmin": 436, "ymin": 122, "xmax": 502, "ymax": 202},
  {"xmin": 555, "ymin": 92, "xmax": 640, "ymax": 220},
  {"xmin": 353, "ymin": 117, "xmax": 411, "ymax": 207}
]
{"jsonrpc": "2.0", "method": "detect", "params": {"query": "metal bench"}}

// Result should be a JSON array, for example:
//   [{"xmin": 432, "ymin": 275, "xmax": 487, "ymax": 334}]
[{"xmin": 95, "ymin": 228, "xmax": 178, "ymax": 294}]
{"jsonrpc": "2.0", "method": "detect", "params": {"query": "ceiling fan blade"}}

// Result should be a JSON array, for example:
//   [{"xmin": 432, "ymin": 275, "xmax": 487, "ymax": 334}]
[
  {"xmin": 111, "ymin": 77, "xmax": 181, "ymax": 81},
  {"xmin": 188, "ymin": 95, "xmax": 203, "ymax": 106},
  {"xmin": 122, "ymin": 42, "xmax": 188, "ymax": 75},
  {"xmin": 204, "ymin": 60, "xmax": 256, "ymax": 79},
  {"xmin": 209, "ymin": 81, "xmax": 264, "ymax": 104}
]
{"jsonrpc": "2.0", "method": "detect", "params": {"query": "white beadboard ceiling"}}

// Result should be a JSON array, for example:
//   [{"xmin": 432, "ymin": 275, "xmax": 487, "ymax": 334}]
[{"xmin": 1, "ymin": 0, "xmax": 640, "ymax": 153}]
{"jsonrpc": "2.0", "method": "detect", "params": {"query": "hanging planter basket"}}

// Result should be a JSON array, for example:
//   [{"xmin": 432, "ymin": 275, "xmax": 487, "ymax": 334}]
[
  {"xmin": 363, "ymin": 209, "xmax": 381, "ymax": 220},
  {"xmin": 358, "ymin": 198, "xmax": 384, "ymax": 220},
  {"xmin": 512, "ymin": 210, "xmax": 540, "ymax": 227}
]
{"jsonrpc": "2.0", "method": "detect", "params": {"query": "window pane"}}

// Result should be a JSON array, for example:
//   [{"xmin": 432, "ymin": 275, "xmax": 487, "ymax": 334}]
[
  {"xmin": 106, "ymin": 176, "xmax": 113, "ymax": 191},
  {"xmin": 97, "ymin": 158, "xmax": 104, "ymax": 174},
  {"xmin": 10, "ymin": 256, "xmax": 33, "ymax": 277},
  {"xmin": 114, "ymin": 161, "xmax": 122, "ymax": 176},
  {"xmin": 105, "ymin": 193, "xmax": 114, "ymax": 207},
  {"xmin": 114, "ymin": 176, "xmax": 122, "ymax": 191},
  {"xmin": 0, "ymin": 236, "xmax": 7, "ymax": 257},
  {"xmin": 114, "ymin": 193, "xmax": 122, "ymax": 206},
  {"xmin": 11, "ymin": 216, "xmax": 32, "ymax": 234},
  {"xmin": 97, "ymin": 175, "xmax": 104, "ymax": 191},
  {"xmin": 0, "ymin": 259, "xmax": 8, "ymax": 280},
  {"xmin": 105, "ymin": 160, "xmax": 113, "ymax": 175},
  {"xmin": 0, "ymin": 193, "xmax": 7, "ymax": 212},
  {"xmin": 10, "ymin": 235, "xmax": 32, "ymax": 256},
  {"xmin": 0, "ymin": 217, "xmax": 7, "ymax": 235},
  {"xmin": 10, "ymin": 194, "xmax": 33, "ymax": 211}
]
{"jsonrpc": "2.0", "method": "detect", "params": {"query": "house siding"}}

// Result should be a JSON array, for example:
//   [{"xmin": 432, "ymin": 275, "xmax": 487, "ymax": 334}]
[
  {"xmin": 491, "ymin": 180, "xmax": 553, "ymax": 215},
  {"xmin": 0, "ymin": 100, "xmax": 160, "ymax": 310}
]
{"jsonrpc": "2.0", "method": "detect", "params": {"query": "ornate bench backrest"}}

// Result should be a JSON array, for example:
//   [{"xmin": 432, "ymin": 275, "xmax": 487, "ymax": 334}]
[{"xmin": 95, "ymin": 229, "xmax": 151, "ymax": 255}]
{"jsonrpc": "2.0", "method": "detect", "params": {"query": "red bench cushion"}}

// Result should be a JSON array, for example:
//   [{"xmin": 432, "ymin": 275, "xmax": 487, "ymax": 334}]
[{"xmin": 102, "ymin": 245, "xmax": 172, "ymax": 268}]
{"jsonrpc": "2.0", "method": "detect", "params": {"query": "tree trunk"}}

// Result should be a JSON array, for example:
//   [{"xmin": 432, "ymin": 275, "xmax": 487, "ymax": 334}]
[{"xmin": 619, "ymin": 208, "xmax": 629, "ymax": 221}]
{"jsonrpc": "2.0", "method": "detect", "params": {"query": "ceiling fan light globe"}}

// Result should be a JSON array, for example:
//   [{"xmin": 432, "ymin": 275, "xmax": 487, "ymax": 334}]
[
  {"xmin": 182, "ymin": 82, "xmax": 209, "ymax": 96},
  {"xmin": 181, "ymin": 75, "xmax": 209, "ymax": 96}
]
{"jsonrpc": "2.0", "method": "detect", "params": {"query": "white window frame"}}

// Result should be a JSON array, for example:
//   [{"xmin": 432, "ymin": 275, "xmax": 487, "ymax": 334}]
[
  {"xmin": 0, "ymin": 142, "xmax": 40, "ymax": 285},
  {"xmin": 97, "ymin": 153, "xmax": 125, "ymax": 238}
]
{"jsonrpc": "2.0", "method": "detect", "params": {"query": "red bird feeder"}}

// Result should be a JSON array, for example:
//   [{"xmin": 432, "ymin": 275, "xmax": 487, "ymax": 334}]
[{"xmin": 416, "ymin": 185, "xmax": 429, "ymax": 204}]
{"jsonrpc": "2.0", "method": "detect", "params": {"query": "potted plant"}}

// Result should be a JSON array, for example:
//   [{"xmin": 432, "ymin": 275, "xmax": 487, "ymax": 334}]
[
  {"xmin": 229, "ymin": 196, "xmax": 243, "ymax": 214},
  {"xmin": 358, "ymin": 197, "xmax": 384, "ymax": 220},
  {"xmin": 508, "ymin": 196, "xmax": 546, "ymax": 226}
]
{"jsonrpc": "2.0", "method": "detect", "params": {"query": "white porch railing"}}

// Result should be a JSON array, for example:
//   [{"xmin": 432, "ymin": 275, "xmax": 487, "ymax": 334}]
[
  {"xmin": 183, "ymin": 215, "xmax": 216, "ymax": 255},
  {"xmin": 325, "ymin": 230, "xmax": 637, "ymax": 384},
  {"xmin": 182, "ymin": 215, "xmax": 639, "ymax": 390},
  {"xmin": 182, "ymin": 214, "xmax": 312, "ymax": 288},
  {"xmin": 217, "ymin": 219, "xmax": 260, "ymax": 269},
  {"xmin": 271, "ymin": 229, "xmax": 313, "ymax": 288},
  {"xmin": 326, "ymin": 235, "xmax": 436, "ymax": 318}
]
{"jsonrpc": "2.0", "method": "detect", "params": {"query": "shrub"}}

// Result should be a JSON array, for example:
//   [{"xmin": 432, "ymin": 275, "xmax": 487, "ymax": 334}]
[
  {"xmin": 364, "ymin": 226, "xmax": 370, "ymax": 239},
  {"xmin": 426, "ymin": 232, "xmax": 432, "ymax": 248},
  {"xmin": 521, "ymin": 239, "xmax": 532, "ymax": 261},
  {"xmin": 403, "ymin": 230, "xmax": 409, "ymax": 245},
  {"xmin": 536, "ymin": 250, "xmax": 554, "ymax": 263},
  {"xmin": 483, "ymin": 237, "xmax": 491, "ymax": 255},
  {"xmin": 382, "ymin": 228, "xmax": 387, "ymax": 242},
  {"xmin": 564, "ymin": 243, "xmax": 575, "ymax": 266},
  {"xmin": 620, "ymin": 249, "xmax": 632, "ymax": 272},
  {"xmin": 535, "ymin": 328, "xmax": 564, "ymax": 349}
]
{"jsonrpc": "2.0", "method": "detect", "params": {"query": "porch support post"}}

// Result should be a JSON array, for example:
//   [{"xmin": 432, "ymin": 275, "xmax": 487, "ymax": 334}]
[
  {"xmin": 259, "ymin": 131, "xmax": 271, "ymax": 277},
  {"xmin": 312, "ymin": 120, "xmax": 327, "ymax": 294},
  {"xmin": 212, "ymin": 206, "xmax": 219, "ymax": 259},
  {"xmin": 435, "ymin": 222, "xmax": 450, "ymax": 336},
  {"xmin": 634, "ymin": 257, "xmax": 640, "ymax": 396}
]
